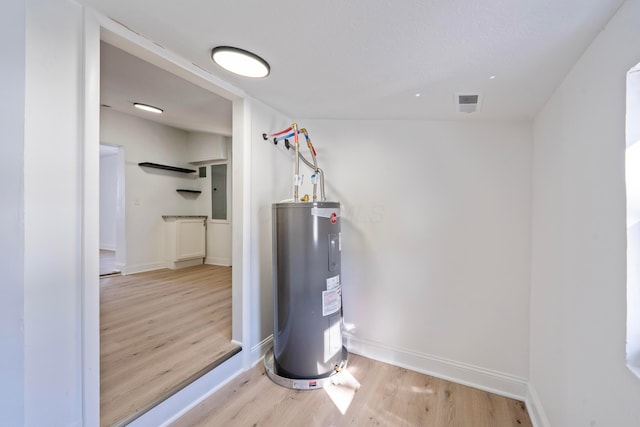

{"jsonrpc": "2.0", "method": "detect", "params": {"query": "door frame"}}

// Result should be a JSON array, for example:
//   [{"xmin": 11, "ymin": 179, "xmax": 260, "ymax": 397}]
[{"xmin": 81, "ymin": 8, "xmax": 252, "ymax": 424}]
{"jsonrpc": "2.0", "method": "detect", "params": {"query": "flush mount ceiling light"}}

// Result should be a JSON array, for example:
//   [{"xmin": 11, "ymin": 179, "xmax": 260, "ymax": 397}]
[
  {"xmin": 133, "ymin": 103, "xmax": 163, "ymax": 114},
  {"xmin": 211, "ymin": 46, "xmax": 270, "ymax": 78}
]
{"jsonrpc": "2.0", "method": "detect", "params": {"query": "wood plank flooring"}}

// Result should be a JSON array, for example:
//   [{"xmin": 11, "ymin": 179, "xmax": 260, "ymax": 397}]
[
  {"xmin": 173, "ymin": 354, "xmax": 532, "ymax": 427},
  {"xmin": 100, "ymin": 264, "xmax": 239, "ymax": 426}
]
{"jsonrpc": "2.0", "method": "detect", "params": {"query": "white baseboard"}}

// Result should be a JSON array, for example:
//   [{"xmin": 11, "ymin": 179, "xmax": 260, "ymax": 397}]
[
  {"xmin": 205, "ymin": 256, "xmax": 231, "ymax": 266},
  {"xmin": 121, "ymin": 259, "xmax": 229, "ymax": 274},
  {"xmin": 344, "ymin": 334, "xmax": 528, "ymax": 401},
  {"xmin": 121, "ymin": 262, "xmax": 166, "ymax": 275},
  {"xmin": 525, "ymin": 383, "xmax": 550, "ymax": 427},
  {"xmin": 166, "ymin": 258, "xmax": 204, "ymax": 270},
  {"xmin": 251, "ymin": 335, "xmax": 273, "ymax": 367}
]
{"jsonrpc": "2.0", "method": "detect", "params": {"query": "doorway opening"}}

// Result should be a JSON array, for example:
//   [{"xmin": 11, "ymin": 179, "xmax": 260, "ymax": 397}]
[
  {"xmin": 99, "ymin": 143, "xmax": 123, "ymax": 277},
  {"xmin": 97, "ymin": 36, "xmax": 238, "ymax": 426}
]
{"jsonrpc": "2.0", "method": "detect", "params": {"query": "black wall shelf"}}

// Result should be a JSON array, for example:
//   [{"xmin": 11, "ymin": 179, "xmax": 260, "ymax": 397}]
[
  {"xmin": 176, "ymin": 189, "xmax": 202, "ymax": 194},
  {"xmin": 138, "ymin": 162, "xmax": 196, "ymax": 174}
]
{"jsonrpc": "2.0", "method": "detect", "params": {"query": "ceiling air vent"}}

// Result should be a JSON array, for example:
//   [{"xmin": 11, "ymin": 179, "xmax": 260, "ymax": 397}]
[{"xmin": 455, "ymin": 92, "xmax": 482, "ymax": 114}]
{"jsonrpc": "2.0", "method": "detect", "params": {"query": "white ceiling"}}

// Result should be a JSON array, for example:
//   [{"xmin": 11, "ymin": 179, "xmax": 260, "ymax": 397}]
[
  {"xmin": 101, "ymin": 41, "xmax": 232, "ymax": 134},
  {"xmin": 86, "ymin": 0, "xmax": 625, "ymax": 122}
]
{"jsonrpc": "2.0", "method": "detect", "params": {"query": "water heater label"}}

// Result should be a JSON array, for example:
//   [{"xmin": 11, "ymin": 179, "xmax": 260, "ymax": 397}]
[
  {"xmin": 311, "ymin": 207, "xmax": 341, "ymax": 218},
  {"xmin": 322, "ymin": 289, "xmax": 341, "ymax": 316},
  {"xmin": 292, "ymin": 379, "xmax": 318, "ymax": 389},
  {"xmin": 326, "ymin": 275, "xmax": 340, "ymax": 290}
]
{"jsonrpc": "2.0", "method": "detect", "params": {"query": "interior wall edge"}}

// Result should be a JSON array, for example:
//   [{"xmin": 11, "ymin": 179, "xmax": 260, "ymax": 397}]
[
  {"xmin": 0, "ymin": 0, "xmax": 26, "ymax": 424},
  {"xmin": 92, "ymin": 7, "xmax": 245, "ymax": 102},
  {"xmin": 525, "ymin": 383, "xmax": 551, "ymax": 427},
  {"xmin": 251, "ymin": 334, "xmax": 274, "ymax": 368},
  {"xmin": 127, "ymin": 353, "xmax": 244, "ymax": 427}
]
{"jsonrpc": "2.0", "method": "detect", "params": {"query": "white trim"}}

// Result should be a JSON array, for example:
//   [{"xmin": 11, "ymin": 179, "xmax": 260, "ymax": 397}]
[
  {"xmin": 628, "ymin": 363, "xmax": 640, "ymax": 379},
  {"xmin": 80, "ymin": 6, "xmax": 252, "ymax": 427},
  {"xmin": 344, "ymin": 334, "xmax": 528, "ymax": 400},
  {"xmin": 121, "ymin": 262, "xmax": 166, "ymax": 276},
  {"xmin": 99, "ymin": 245, "xmax": 116, "ymax": 251},
  {"xmin": 128, "ymin": 352, "xmax": 244, "ymax": 427},
  {"xmin": 166, "ymin": 258, "xmax": 204, "ymax": 270},
  {"xmin": 525, "ymin": 383, "xmax": 551, "ymax": 427},
  {"xmin": 81, "ymin": 9, "xmax": 101, "ymax": 426},
  {"xmin": 251, "ymin": 335, "xmax": 273, "ymax": 366},
  {"xmin": 205, "ymin": 256, "xmax": 231, "ymax": 266},
  {"xmin": 115, "ymin": 146, "xmax": 126, "ymax": 271},
  {"xmin": 235, "ymin": 98, "xmax": 253, "ymax": 366},
  {"xmin": 96, "ymin": 14, "xmax": 244, "ymax": 103}
]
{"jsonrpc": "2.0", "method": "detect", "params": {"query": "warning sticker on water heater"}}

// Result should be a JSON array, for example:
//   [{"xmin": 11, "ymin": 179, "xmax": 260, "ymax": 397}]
[
  {"xmin": 311, "ymin": 207, "xmax": 341, "ymax": 218},
  {"xmin": 322, "ymin": 289, "xmax": 341, "ymax": 316},
  {"xmin": 326, "ymin": 275, "xmax": 340, "ymax": 291},
  {"xmin": 323, "ymin": 275, "xmax": 341, "ymax": 316}
]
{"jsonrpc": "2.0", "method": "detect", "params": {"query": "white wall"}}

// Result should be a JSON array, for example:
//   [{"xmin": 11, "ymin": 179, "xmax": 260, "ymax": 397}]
[
  {"xmin": 101, "ymin": 108, "xmax": 204, "ymax": 273},
  {"xmin": 304, "ymin": 119, "xmax": 532, "ymax": 394},
  {"xmin": 9, "ymin": 2, "xmax": 285, "ymax": 424},
  {"xmin": 206, "ymin": 221, "xmax": 232, "ymax": 266},
  {"xmin": 187, "ymin": 131, "xmax": 228, "ymax": 163},
  {"xmin": 14, "ymin": 0, "xmax": 640, "ymax": 425},
  {"xmin": 249, "ymin": 100, "xmax": 293, "ymax": 351},
  {"xmin": 187, "ymin": 132, "xmax": 233, "ymax": 266},
  {"xmin": 0, "ymin": 0, "xmax": 25, "ymax": 425},
  {"xmin": 194, "ymin": 159, "xmax": 232, "ymax": 266},
  {"xmin": 529, "ymin": 0, "xmax": 640, "ymax": 425},
  {"xmin": 205, "ymin": 220, "xmax": 231, "ymax": 266},
  {"xmin": 100, "ymin": 152, "xmax": 118, "ymax": 250},
  {"xmin": 23, "ymin": 0, "xmax": 84, "ymax": 425}
]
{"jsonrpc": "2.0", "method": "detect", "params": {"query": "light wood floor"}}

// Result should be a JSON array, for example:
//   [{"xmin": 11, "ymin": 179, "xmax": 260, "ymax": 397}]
[
  {"xmin": 100, "ymin": 264, "xmax": 239, "ymax": 426},
  {"xmin": 173, "ymin": 354, "xmax": 532, "ymax": 427}
]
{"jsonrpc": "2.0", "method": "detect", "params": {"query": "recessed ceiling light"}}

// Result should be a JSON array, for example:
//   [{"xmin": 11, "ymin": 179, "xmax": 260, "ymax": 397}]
[
  {"xmin": 415, "ymin": 93, "xmax": 421, "ymax": 97},
  {"xmin": 489, "ymin": 75, "xmax": 497, "ymax": 80},
  {"xmin": 211, "ymin": 46, "xmax": 270, "ymax": 78},
  {"xmin": 133, "ymin": 103, "xmax": 163, "ymax": 114}
]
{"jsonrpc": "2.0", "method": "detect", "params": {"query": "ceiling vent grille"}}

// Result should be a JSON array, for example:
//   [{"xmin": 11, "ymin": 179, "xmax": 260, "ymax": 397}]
[{"xmin": 455, "ymin": 92, "xmax": 482, "ymax": 113}]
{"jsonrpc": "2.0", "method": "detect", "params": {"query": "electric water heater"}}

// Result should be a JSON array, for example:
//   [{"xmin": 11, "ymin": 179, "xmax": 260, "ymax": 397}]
[
  {"xmin": 271, "ymin": 201, "xmax": 346, "ymax": 379},
  {"xmin": 262, "ymin": 124, "xmax": 348, "ymax": 389}
]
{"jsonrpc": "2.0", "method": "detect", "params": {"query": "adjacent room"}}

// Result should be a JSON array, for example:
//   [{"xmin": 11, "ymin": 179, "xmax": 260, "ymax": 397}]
[
  {"xmin": 97, "ymin": 41, "xmax": 239, "ymax": 425},
  {"xmin": 3, "ymin": 1, "xmax": 640, "ymax": 427}
]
